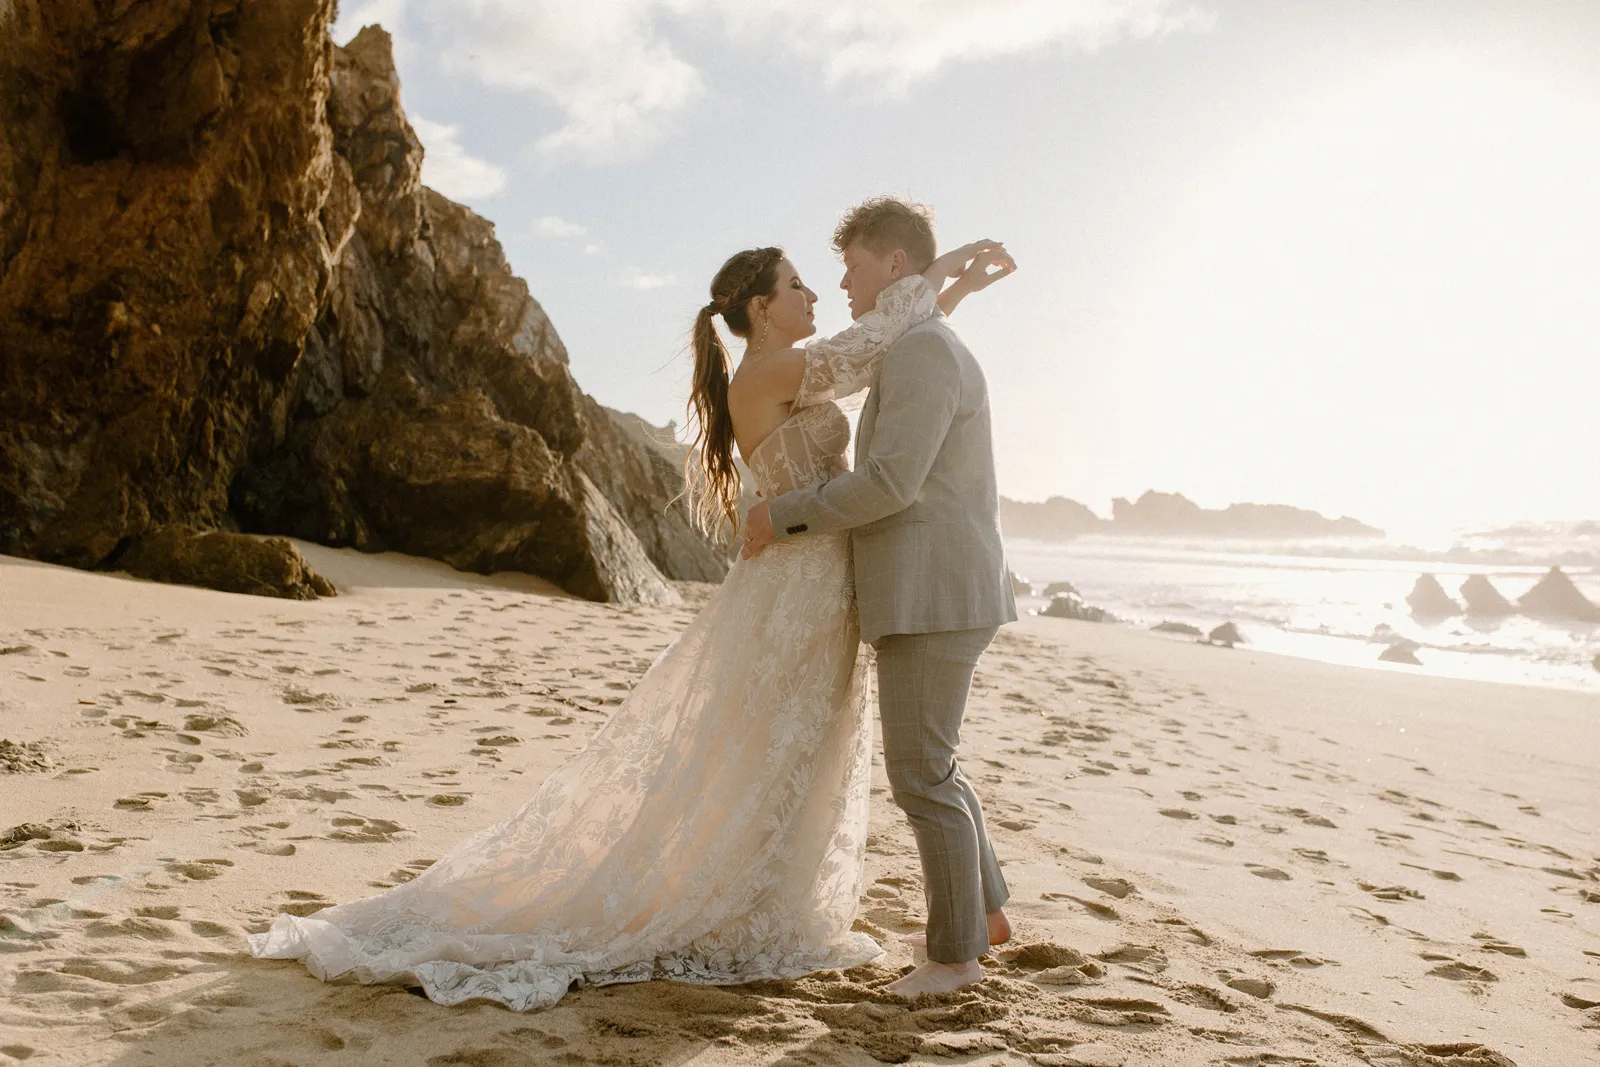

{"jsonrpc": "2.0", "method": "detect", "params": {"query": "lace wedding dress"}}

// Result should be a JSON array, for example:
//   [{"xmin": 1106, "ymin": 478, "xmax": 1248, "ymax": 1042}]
[{"xmin": 248, "ymin": 276, "xmax": 939, "ymax": 1011}]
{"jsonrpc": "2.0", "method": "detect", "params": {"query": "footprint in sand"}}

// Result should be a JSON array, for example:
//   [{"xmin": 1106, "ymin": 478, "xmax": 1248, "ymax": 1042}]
[
  {"xmin": 1223, "ymin": 975, "xmax": 1275, "ymax": 999},
  {"xmin": 1060, "ymin": 996, "xmax": 1170, "ymax": 1029},
  {"xmin": 165, "ymin": 858, "xmax": 234, "ymax": 881},
  {"xmin": 182, "ymin": 713, "xmax": 248, "ymax": 736},
  {"xmin": 114, "ymin": 791, "xmax": 170, "ymax": 811},
  {"xmin": 327, "ymin": 816, "xmax": 407, "ymax": 843},
  {"xmin": 1424, "ymin": 958, "xmax": 1496, "ymax": 983},
  {"xmin": 1470, "ymin": 933, "xmax": 1526, "ymax": 957},
  {"xmin": 163, "ymin": 751, "xmax": 203, "ymax": 774},
  {"xmin": 995, "ymin": 942, "xmax": 1105, "ymax": 986},
  {"xmin": 1158, "ymin": 808, "xmax": 1197, "ymax": 820},
  {"xmin": 1359, "ymin": 881, "xmax": 1423, "ymax": 902},
  {"xmin": 384, "ymin": 859, "xmax": 436, "ymax": 885},
  {"xmin": 1041, "ymin": 892, "xmax": 1119, "ymax": 920},
  {"xmin": 1096, "ymin": 944, "xmax": 1168, "ymax": 973},
  {"xmin": 1083, "ymin": 876, "xmax": 1135, "ymax": 899},
  {"xmin": 1249, "ymin": 948, "xmax": 1333, "ymax": 968},
  {"xmin": 1245, "ymin": 864, "xmax": 1291, "ymax": 881},
  {"xmin": 278, "ymin": 890, "xmax": 334, "ymax": 917},
  {"xmin": 1400, "ymin": 862, "xmax": 1462, "ymax": 881}
]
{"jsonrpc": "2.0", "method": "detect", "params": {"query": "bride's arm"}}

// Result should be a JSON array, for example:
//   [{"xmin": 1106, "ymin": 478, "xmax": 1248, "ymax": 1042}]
[
  {"xmin": 790, "ymin": 239, "xmax": 1015, "ymax": 409},
  {"xmin": 791, "ymin": 273, "xmax": 940, "ymax": 409}
]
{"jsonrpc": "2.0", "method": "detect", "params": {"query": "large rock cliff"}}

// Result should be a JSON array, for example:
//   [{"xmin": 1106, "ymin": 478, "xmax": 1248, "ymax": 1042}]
[{"xmin": 0, "ymin": 3, "xmax": 722, "ymax": 602}]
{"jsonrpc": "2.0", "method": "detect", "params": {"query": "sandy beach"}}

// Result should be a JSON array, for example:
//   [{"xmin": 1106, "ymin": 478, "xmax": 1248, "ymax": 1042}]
[{"xmin": 2, "ymin": 543, "xmax": 1596, "ymax": 1066}]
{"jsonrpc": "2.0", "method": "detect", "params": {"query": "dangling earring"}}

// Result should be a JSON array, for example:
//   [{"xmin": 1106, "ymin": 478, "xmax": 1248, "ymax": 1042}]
[{"xmin": 755, "ymin": 313, "xmax": 770, "ymax": 353}]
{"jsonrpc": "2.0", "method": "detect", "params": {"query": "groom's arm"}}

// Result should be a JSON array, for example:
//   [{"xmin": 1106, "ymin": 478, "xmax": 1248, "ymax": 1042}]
[{"xmin": 765, "ymin": 329, "xmax": 961, "ymax": 540}]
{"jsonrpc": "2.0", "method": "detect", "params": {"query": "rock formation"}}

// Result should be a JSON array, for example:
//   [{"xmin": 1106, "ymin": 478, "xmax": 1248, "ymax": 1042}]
[
  {"xmin": 1151, "ymin": 621, "xmax": 1202, "ymax": 636},
  {"xmin": 1039, "ymin": 593, "xmax": 1117, "ymax": 623},
  {"xmin": 1, "ymin": 0, "xmax": 341, "ymax": 589},
  {"xmin": 1459, "ymin": 575, "xmax": 1516, "ymax": 617},
  {"xmin": 1206, "ymin": 622, "xmax": 1243, "ymax": 648},
  {"xmin": 998, "ymin": 490, "xmax": 1382, "ymax": 542},
  {"xmin": 999, "ymin": 496, "xmax": 1104, "ymax": 540},
  {"xmin": 1516, "ymin": 566, "xmax": 1600, "ymax": 622},
  {"xmin": 1, "ymin": 5, "xmax": 712, "ymax": 603},
  {"xmin": 1110, "ymin": 491, "xmax": 1383, "ymax": 539},
  {"xmin": 1406, "ymin": 574, "xmax": 1460, "ymax": 617},
  {"xmin": 1008, "ymin": 570, "xmax": 1033, "ymax": 597},
  {"xmin": 576, "ymin": 407, "xmax": 732, "ymax": 583},
  {"xmin": 1378, "ymin": 639, "xmax": 1422, "ymax": 666},
  {"xmin": 1042, "ymin": 580, "xmax": 1080, "ymax": 598},
  {"xmin": 119, "ymin": 526, "xmax": 334, "ymax": 599}
]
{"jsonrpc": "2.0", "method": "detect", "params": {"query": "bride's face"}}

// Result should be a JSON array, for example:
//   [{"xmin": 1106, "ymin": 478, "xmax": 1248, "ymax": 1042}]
[{"xmin": 756, "ymin": 258, "xmax": 818, "ymax": 345}]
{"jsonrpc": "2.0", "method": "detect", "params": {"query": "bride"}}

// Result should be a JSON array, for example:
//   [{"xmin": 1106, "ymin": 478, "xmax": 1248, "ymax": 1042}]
[{"xmin": 249, "ymin": 237, "xmax": 1014, "ymax": 1011}]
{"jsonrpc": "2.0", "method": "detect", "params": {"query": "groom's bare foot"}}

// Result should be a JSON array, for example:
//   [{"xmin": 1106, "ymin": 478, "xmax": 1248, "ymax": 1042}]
[
  {"xmin": 885, "ymin": 958, "xmax": 983, "ymax": 996},
  {"xmin": 900, "ymin": 908, "xmax": 1012, "ymax": 950}
]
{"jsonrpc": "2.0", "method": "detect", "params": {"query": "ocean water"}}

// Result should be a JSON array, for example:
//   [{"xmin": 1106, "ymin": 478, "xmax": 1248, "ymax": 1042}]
[{"xmin": 1004, "ymin": 536, "xmax": 1600, "ymax": 694}]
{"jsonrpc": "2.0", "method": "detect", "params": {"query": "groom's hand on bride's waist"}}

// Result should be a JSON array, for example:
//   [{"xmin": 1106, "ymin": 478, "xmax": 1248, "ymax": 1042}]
[{"xmin": 742, "ymin": 501, "xmax": 777, "ymax": 559}]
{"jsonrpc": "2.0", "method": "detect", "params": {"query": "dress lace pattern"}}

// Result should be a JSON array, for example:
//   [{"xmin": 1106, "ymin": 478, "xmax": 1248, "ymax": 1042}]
[{"xmin": 248, "ymin": 275, "xmax": 938, "ymax": 1011}]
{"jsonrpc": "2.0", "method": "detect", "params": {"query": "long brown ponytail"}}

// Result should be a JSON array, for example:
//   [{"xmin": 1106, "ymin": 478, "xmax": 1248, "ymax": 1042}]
[{"xmin": 687, "ymin": 246, "xmax": 784, "ymax": 538}]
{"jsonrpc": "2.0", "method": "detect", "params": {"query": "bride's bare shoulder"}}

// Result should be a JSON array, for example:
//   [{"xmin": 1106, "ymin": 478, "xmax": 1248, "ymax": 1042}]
[{"xmin": 728, "ymin": 347, "xmax": 806, "ymax": 402}]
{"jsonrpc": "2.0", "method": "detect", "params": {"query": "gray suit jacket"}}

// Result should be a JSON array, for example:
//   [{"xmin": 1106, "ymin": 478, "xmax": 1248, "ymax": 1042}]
[{"xmin": 768, "ymin": 311, "xmax": 1017, "ymax": 645}]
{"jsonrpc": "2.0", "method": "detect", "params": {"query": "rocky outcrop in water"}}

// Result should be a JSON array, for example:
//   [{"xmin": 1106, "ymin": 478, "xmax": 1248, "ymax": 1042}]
[
  {"xmin": 1460, "ymin": 575, "xmax": 1516, "ymax": 617},
  {"xmin": 1040, "ymin": 593, "xmax": 1117, "ymax": 623},
  {"xmin": 1378, "ymin": 638, "xmax": 1422, "ymax": 666},
  {"xmin": 1206, "ymin": 622, "xmax": 1243, "ymax": 648},
  {"xmin": 1517, "ymin": 566, "xmax": 1599, "ymax": 622},
  {"xmin": 1151, "ymin": 621, "xmax": 1202, "ymax": 636},
  {"xmin": 1406, "ymin": 574, "xmax": 1460, "ymax": 616},
  {"xmin": 0, "ymin": 5, "xmax": 708, "ymax": 603}
]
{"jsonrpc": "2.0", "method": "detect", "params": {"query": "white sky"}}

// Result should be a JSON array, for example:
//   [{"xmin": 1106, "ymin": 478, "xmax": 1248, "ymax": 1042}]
[{"xmin": 333, "ymin": 0, "xmax": 1600, "ymax": 538}]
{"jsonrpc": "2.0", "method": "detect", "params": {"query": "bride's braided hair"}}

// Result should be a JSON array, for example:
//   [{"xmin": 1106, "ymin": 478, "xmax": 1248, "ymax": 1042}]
[{"xmin": 688, "ymin": 246, "xmax": 785, "ymax": 537}]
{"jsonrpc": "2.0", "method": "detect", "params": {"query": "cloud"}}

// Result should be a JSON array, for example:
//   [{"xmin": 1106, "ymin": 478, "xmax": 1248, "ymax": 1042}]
[
  {"xmin": 715, "ymin": 0, "xmax": 1216, "ymax": 91},
  {"xmin": 421, "ymin": 0, "xmax": 702, "ymax": 163},
  {"xmin": 346, "ymin": 1, "xmax": 1210, "ymax": 163},
  {"xmin": 621, "ymin": 271, "xmax": 677, "ymax": 291},
  {"xmin": 537, "ymin": 215, "xmax": 588, "ymax": 238},
  {"xmin": 409, "ymin": 115, "xmax": 509, "ymax": 200}
]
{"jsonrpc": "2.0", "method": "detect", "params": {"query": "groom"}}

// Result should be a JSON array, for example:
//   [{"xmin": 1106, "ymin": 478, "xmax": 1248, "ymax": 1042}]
[{"xmin": 743, "ymin": 197, "xmax": 1017, "ymax": 995}]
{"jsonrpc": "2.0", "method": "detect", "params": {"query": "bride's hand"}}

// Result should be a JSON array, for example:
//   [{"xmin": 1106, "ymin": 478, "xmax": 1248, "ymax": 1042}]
[
  {"xmin": 954, "ymin": 247, "xmax": 1016, "ymax": 292},
  {"xmin": 921, "ymin": 239, "xmax": 1004, "ymax": 285},
  {"xmin": 935, "ymin": 246, "xmax": 1016, "ymax": 315}
]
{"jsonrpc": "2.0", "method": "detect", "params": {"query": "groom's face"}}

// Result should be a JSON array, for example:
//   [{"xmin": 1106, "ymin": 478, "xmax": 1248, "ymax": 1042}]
[{"xmin": 839, "ymin": 242, "xmax": 905, "ymax": 321}]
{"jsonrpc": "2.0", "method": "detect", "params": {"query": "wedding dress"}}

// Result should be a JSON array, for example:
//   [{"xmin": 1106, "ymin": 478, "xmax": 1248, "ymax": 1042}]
[{"xmin": 248, "ymin": 275, "xmax": 939, "ymax": 1011}]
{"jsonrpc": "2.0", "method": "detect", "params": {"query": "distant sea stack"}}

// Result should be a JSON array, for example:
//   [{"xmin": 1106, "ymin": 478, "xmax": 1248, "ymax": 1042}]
[
  {"xmin": 1460, "ymin": 575, "xmax": 1517, "ymax": 617},
  {"xmin": 0, "ymin": 7, "xmax": 720, "ymax": 603},
  {"xmin": 1518, "ymin": 566, "xmax": 1600, "ymax": 622},
  {"xmin": 1406, "ymin": 574, "xmax": 1461, "ymax": 617},
  {"xmin": 999, "ymin": 490, "xmax": 1382, "ymax": 542}
]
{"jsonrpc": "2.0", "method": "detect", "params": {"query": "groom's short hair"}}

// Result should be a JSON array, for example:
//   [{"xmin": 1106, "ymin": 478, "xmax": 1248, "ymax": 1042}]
[{"xmin": 833, "ymin": 197, "xmax": 936, "ymax": 271}]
